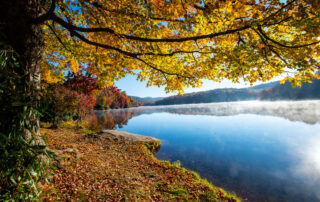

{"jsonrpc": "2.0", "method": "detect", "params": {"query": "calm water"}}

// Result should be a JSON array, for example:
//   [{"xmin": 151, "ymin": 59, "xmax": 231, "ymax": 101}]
[{"xmin": 94, "ymin": 101, "xmax": 320, "ymax": 202}]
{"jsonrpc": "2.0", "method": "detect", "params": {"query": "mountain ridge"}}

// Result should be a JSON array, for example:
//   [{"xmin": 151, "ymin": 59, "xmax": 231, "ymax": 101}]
[
  {"xmin": 130, "ymin": 96, "xmax": 164, "ymax": 104},
  {"xmin": 142, "ymin": 80, "xmax": 320, "ymax": 105}
]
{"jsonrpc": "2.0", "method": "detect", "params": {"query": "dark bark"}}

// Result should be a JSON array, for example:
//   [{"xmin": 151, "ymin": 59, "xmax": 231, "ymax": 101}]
[{"xmin": 0, "ymin": 0, "xmax": 44, "ymax": 142}]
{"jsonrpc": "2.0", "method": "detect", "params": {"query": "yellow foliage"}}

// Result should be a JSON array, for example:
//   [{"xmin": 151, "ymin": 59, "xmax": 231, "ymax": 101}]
[
  {"xmin": 69, "ymin": 57, "xmax": 79, "ymax": 73},
  {"xmin": 41, "ymin": 60, "xmax": 64, "ymax": 83},
  {"xmin": 41, "ymin": 0, "xmax": 320, "ymax": 93}
]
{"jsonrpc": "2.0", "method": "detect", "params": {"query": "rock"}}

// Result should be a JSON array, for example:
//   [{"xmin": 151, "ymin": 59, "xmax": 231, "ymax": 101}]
[
  {"xmin": 88, "ymin": 130, "xmax": 161, "ymax": 154},
  {"xmin": 102, "ymin": 130, "xmax": 159, "ymax": 143},
  {"xmin": 48, "ymin": 148, "xmax": 80, "ymax": 168}
]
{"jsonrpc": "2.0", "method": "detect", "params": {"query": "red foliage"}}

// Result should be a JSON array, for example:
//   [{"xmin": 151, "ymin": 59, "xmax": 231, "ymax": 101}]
[
  {"xmin": 41, "ymin": 65, "xmax": 142, "ymax": 123},
  {"xmin": 64, "ymin": 65, "xmax": 100, "ymax": 96},
  {"xmin": 77, "ymin": 94, "xmax": 96, "ymax": 119},
  {"xmin": 63, "ymin": 65, "xmax": 101, "ymax": 117},
  {"xmin": 40, "ymin": 83, "xmax": 80, "ymax": 123},
  {"xmin": 95, "ymin": 86, "xmax": 142, "ymax": 109}
]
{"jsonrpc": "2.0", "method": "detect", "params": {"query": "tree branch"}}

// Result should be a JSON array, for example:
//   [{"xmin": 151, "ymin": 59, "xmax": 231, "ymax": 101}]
[
  {"xmin": 136, "ymin": 57, "xmax": 190, "ymax": 77},
  {"xmin": 143, "ymin": 50, "xmax": 211, "ymax": 56},
  {"xmin": 88, "ymin": 1, "xmax": 185, "ymax": 23},
  {"xmin": 262, "ymin": 0, "xmax": 296, "ymax": 25},
  {"xmin": 67, "ymin": 29, "xmax": 197, "ymax": 77},
  {"xmin": 69, "ymin": 28, "xmax": 211, "ymax": 57},
  {"xmin": 47, "ymin": 23, "xmax": 74, "ymax": 55},
  {"xmin": 69, "ymin": 30, "xmax": 138, "ymax": 57},
  {"xmin": 257, "ymin": 26, "xmax": 320, "ymax": 48},
  {"xmin": 253, "ymin": 28, "xmax": 289, "ymax": 65},
  {"xmin": 33, "ymin": 0, "xmax": 56, "ymax": 24},
  {"xmin": 50, "ymin": 13, "xmax": 251, "ymax": 43}
]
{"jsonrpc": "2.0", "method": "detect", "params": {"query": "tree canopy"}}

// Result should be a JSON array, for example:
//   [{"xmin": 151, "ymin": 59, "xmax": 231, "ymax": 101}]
[{"xmin": 39, "ymin": 0, "xmax": 320, "ymax": 92}]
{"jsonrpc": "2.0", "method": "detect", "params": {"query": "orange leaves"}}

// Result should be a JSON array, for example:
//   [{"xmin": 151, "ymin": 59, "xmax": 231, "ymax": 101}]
[
  {"xmin": 150, "ymin": 0, "xmax": 163, "ymax": 9},
  {"xmin": 40, "ymin": 127, "xmax": 239, "ymax": 201}
]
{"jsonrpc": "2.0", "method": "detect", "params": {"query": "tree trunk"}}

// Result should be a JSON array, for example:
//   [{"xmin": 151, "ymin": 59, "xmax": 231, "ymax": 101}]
[{"xmin": 0, "ymin": 0, "xmax": 44, "ymax": 144}]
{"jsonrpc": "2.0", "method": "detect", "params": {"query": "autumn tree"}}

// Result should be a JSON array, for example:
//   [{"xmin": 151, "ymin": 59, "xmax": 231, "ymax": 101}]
[
  {"xmin": 2, "ymin": 0, "xmax": 320, "ymax": 108},
  {"xmin": 1, "ymin": 0, "xmax": 320, "ymax": 199},
  {"xmin": 40, "ymin": 65, "xmax": 100, "ymax": 125},
  {"xmin": 64, "ymin": 64, "xmax": 99, "ymax": 95},
  {"xmin": 64, "ymin": 65, "xmax": 100, "ymax": 118},
  {"xmin": 95, "ymin": 86, "xmax": 142, "ymax": 109}
]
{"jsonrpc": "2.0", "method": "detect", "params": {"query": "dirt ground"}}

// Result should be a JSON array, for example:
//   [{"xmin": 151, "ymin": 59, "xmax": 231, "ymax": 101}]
[{"xmin": 40, "ymin": 127, "xmax": 239, "ymax": 201}]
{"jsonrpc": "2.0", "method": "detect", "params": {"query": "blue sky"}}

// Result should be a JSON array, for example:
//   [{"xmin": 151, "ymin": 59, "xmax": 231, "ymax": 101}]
[{"xmin": 115, "ymin": 74, "xmax": 281, "ymax": 97}]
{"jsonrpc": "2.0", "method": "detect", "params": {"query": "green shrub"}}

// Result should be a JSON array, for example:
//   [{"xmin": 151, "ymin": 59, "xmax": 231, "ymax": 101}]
[{"xmin": 0, "ymin": 44, "xmax": 49, "ymax": 200}]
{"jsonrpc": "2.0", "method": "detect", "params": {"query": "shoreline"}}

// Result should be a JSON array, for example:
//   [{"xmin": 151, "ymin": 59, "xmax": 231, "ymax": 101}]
[{"xmin": 40, "ymin": 127, "xmax": 240, "ymax": 201}]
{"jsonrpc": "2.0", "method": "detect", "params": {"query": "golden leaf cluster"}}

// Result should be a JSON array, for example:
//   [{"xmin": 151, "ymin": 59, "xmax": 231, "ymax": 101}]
[{"xmin": 43, "ymin": 0, "xmax": 320, "ymax": 92}]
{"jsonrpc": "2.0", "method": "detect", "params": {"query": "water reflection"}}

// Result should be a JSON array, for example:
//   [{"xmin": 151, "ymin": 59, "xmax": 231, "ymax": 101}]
[
  {"xmin": 95, "ymin": 100, "xmax": 320, "ymax": 126},
  {"xmin": 95, "ymin": 108, "xmax": 142, "ymax": 129},
  {"xmin": 94, "ymin": 101, "xmax": 320, "ymax": 202}
]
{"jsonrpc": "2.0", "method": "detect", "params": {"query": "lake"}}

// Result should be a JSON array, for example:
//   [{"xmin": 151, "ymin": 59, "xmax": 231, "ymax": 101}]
[{"xmin": 94, "ymin": 100, "xmax": 320, "ymax": 202}]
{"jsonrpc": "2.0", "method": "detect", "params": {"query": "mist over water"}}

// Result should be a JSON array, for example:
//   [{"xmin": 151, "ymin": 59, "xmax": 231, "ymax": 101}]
[{"xmin": 95, "ymin": 100, "xmax": 320, "ymax": 202}]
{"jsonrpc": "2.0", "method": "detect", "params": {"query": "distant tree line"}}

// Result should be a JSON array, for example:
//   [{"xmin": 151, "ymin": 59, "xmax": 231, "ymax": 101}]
[
  {"xmin": 150, "ymin": 80, "xmax": 320, "ymax": 106},
  {"xmin": 153, "ymin": 88, "xmax": 259, "ymax": 105},
  {"xmin": 259, "ymin": 79, "xmax": 320, "ymax": 100}
]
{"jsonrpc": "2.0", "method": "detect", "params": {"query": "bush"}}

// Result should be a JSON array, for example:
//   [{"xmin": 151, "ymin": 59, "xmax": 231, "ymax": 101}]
[
  {"xmin": 40, "ymin": 83, "xmax": 97, "ymax": 125},
  {"xmin": 0, "ymin": 44, "xmax": 49, "ymax": 200},
  {"xmin": 40, "ymin": 83, "xmax": 80, "ymax": 125}
]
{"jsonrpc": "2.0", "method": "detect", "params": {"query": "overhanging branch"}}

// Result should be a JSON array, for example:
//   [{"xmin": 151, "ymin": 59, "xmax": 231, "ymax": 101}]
[
  {"xmin": 50, "ymin": 13, "xmax": 251, "ymax": 43},
  {"xmin": 33, "ymin": 0, "xmax": 56, "ymax": 24},
  {"xmin": 69, "ymin": 30, "xmax": 197, "ymax": 77},
  {"xmin": 257, "ymin": 26, "xmax": 320, "ymax": 48},
  {"xmin": 88, "ymin": 1, "xmax": 185, "ymax": 23}
]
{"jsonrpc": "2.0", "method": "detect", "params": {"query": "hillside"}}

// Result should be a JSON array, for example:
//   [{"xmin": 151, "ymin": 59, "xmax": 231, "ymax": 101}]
[
  {"xmin": 150, "ymin": 80, "xmax": 320, "ymax": 106},
  {"xmin": 153, "ymin": 88, "xmax": 259, "ymax": 105},
  {"xmin": 151, "ymin": 82, "xmax": 278, "ymax": 105},
  {"xmin": 130, "ymin": 96, "xmax": 164, "ymax": 104},
  {"xmin": 259, "ymin": 79, "xmax": 320, "ymax": 100},
  {"xmin": 248, "ymin": 81, "xmax": 279, "ymax": 90}
]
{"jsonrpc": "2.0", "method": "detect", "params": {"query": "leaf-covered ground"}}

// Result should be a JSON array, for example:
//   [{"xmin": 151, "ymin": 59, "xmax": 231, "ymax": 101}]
[{"xmin": 40, "ymin": 127, "xmax": 240, "ymax": 201}]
